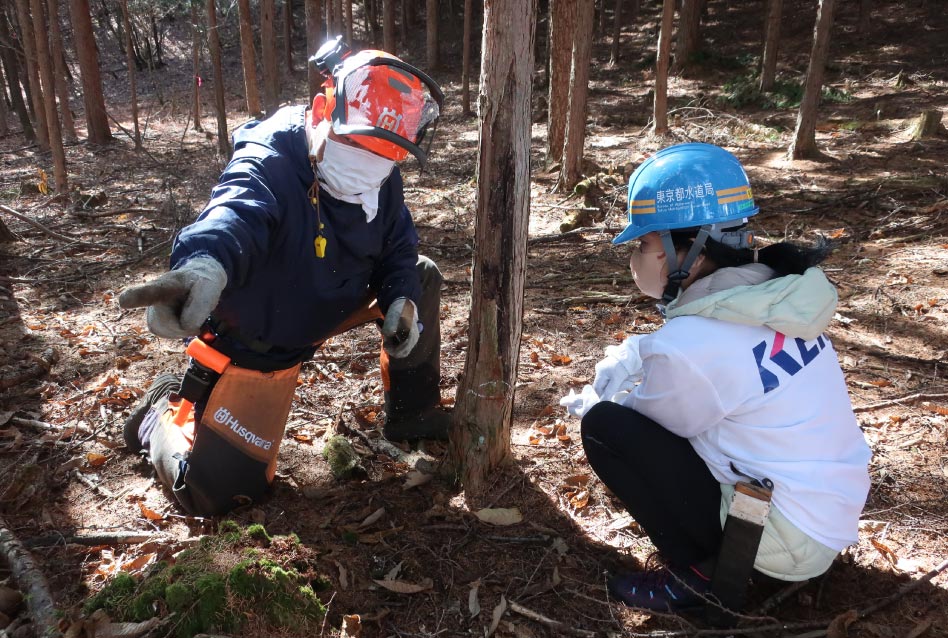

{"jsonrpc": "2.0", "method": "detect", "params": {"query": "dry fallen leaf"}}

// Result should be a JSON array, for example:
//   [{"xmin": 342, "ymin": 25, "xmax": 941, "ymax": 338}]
[
  {"xmin": 550, "ymin": 353, "xmax": 572, "ymax": 366},
  {"xmin": 475, "ymin": 508, "xmax": 523, "ymax": 526},
  {"xmin": 870, "ymin": 538, "xmax": 898, "ymax": 565},
  {"xmin": 562, "ymin": 474, "xmax": 590, "ymax": 488},
  {"xmin": 468, "ymin": 579, "xmax": 481, "ymax": 618},
  {"xmin": 373, "ymin": 577, "xmax": 433, "ymax": 594},
  {"xmin": 86, "ymin": 452, "xmax": 109, "ymax": 467},
  {"xmin": 341, "ymin": 614, "xmax": 362, "ymax": 638},
  {"xmin": 403, "ymin": 470, "xmax": 433, "ymax": 490},
  {"xmin": 138, "ymin": 503, "xmax": 164, "ymax": 521},
  {"xmin": 488, "ymin": 595, "xmax": 507, "ymax": 637},
  {"xmin": 569, "ymin": 490, "xmax": 589, "ymax": 509},
  {"xmin": 826, "ymin": 609, "xmax": 858, "ymax": 638},
  {"xmin": 358, "ymin": 507, "xmax": 386, "ymax": 529}
]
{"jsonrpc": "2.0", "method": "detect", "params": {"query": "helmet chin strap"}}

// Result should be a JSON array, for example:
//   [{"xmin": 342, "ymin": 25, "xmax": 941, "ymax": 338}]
[{"xmin": 659, "ymin": 227, "xmax": 711, "ymax": 306}]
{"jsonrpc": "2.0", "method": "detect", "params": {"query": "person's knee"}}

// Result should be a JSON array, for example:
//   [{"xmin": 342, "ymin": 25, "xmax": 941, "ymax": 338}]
[
  {"xmin": 417, "ymin": 255, "xmax": 443, "ymax": 288},
  {"xmin": 581, "ymin": 401, "xmax": 625, "ymax": 441}
]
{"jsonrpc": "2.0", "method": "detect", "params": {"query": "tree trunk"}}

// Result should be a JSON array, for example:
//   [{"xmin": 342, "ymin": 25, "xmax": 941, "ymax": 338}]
[
  {"xmin": 364, "ymin": 0, "xmax": 379, "ymax": 46},
  {"xmin": 117, "ymin": 0, "xmax": 140, "ymax": 148},
  {"xmin": 284, "ymin": 0, "xmax": 295, "ymax": 72},
  {"xmin": 236, "ymin": 0, "xmax": 262, "ymax": 117},
  {"xmin": 30, "ymin": 0, "xmax": 67, "ymax": 191},
  {"xmin": 450, "ymin": 0, "xmax": 534, "ymax": 493},
  {"xmin": 758, "ymin": 0, "xmax": 782, "ymax": 92},
  {"xmin": 0, "ymin": 10, "xmax": 35, "ymax": 140},
  {"xmin": 206, "ymin": 0, "xmax": 231, "ymax": 157},
  {"xmin": 261, "ymin": 0, "xmax": 280, "ymax": 114},
  {"xmin": 382, "ymin": 0, "xmax": 395, "ymax": 52},
  {"xmin": 344, "ymin": 0, "xmax": 353, "ymax": 44},
  {"xmin": 673, "ymin": 0, "xmax": 701, "ymax": 71},
  {"xmin": 45, "ymin": 0, "xmax": 76, "ymax": 142},
  {"xmin": 652, "ymin": 0, "xmax": 674, "ymax": 135},
  {"xmin": 460, "ymin": 0, "xmax": 472, "ymax": 115},
  {"xmin": 331, "ymin": 0, "xmax": 342, "ymax": 33},
  {"xmin": 559, "ymin": 0, "xmax": 593, "ymax": 189},
  {"xmin": 68, "ymin": 0, "xmax": 111, "ymax": 143},
  {"xmin": 14, "ymin": 0, "xmax": 49, "ymax": 149},
  {"xmin": 426, "ymin": 0, "xmax": 438, "ymax": 68},
  {"xmin": 608, "ymin": 0, "xmax": 622, "ymax": 65},
  {"xmin": 789, "ymin": 0, "xmax": 836, "ymax": 160},
  {"xmin": 306, "ymin": 0, "xmax": 322, "ymax": 99},
  {"xmin": 190, "ymin": 0, "xmax": 203, "ymax": 132},
  {"xmin": 547, "ymin": 0, "xmax": 575, "ymax": 163},
  {"xmin": 0, "ymin": 61, "xmax": 9, "ymax": 136},
  {"xmin": 908, "ymin": 109, "xmax": 943, "ymax": 140}
]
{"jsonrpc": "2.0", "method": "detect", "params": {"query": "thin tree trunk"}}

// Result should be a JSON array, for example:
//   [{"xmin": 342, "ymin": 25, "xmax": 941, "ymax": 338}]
[
  {"xmin": 547, "ymin": 0, "xmax": 575, "ymax": 163},
  {"xmin": 206, "ymin": 0, "xmax": 230, "ymax": 157},
  {"xmin": 383, "ymin": 0, "xmax": 395, "ymax": 53},
  {"xmin": 673, "ymin": 0, "xmax": 701, "ymax": 71},
  {"xmin": 652, "ymin": 0, "xmax": 674, "ymax": 135},
  {"xmin": 460, "ymin": 0, "xmax": 472, "ymax": 115},
  {"xmin": 14, "ymin": 0, "xmax": 49, "ymax": 149},
  {"xmin": 0, "ymin": 10, "xmax": 35, "ymax": 140},
  {"xmin": 0, "ymin": 61, "xmax": 9, "ymax": 136},
  {"xmin": 559, "ymin": 0, "xmax": 592, "ymax": 189},
  {"xmin": 190, "ymin": 0, "xmax": 203, "ymax": 132},
  {"xmin": 117, "ymin": 0, "xmax": 140, "ymax": 148},
  {"xmin": 237, "ymin": 0, "xmax": 262, "ymax": 117},
  {"xmin": 261, "ymin": 0, "xmax": 280, "ymax": 114},
  {"xmin": 608, "ymin": 0, "xmax": 622, "ymax": 65},
  {"xmin": 789, "ymin": 0, "xmax": 836, "ymax": 159},
  {"xmin": 284, "ymin": 0, "xmax": 295, "ymax": 72},
  {"xmin": 331, "ymin": 0, "xmax": 341, "ymax": 33},
  {"xmin": 344, "ymin": 0, "xmax": 352, "ymax": 43},
  {"xmin": 426, "ymin": 0, "xmax": 438, "ymax": 68},
  {"xmin": 69, "ymin": 0, "xmax": 111, "ymax": 143},
  {"xmin": 30, "ymin": 0, "xmax": 66, "ymax": 191},
  {"xmin": 758, "ymin": 0, "xmax": 782, "ymax": 92},
  {"xmin": 45, "ymin": 0, "xmax": 76, "ymax": 142},
  {"xmin": 450, "ymin": 0, "xmax": 534, "ymax": 492},
  {"xmin": 306, "ymin": 0, "xmax": 322, "ymax": 99}
]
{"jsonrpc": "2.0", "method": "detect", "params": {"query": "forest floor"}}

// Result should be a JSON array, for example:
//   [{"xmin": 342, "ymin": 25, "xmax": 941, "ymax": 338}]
[{"xmin": 1, "ymin": 0, "xmax": 947, "ymax": 637}]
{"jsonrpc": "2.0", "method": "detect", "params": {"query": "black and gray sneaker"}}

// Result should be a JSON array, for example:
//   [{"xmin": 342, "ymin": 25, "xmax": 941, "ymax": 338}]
[
  {"xmin": 123, "ymin": 374, "xmax": 181, "ymax": 453},
  {"xmin": 383, "ymin": 406, "xmax": 453, "ymax": 442}
]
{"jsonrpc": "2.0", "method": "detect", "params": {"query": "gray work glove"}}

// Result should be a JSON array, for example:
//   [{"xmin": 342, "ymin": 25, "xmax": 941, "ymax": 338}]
[
  {"xmin": 118, "ymin": 256, "xmax": 227, "ymax": 339},
  {"xmin": 381, "ymin": 297, "xmax": 419, "ymax": 359}
]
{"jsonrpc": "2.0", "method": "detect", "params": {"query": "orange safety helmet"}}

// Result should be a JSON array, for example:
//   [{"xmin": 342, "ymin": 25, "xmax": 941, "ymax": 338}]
[{"xmin": 310, "ymin": 42, "xmax": 444, "ymax": 165}]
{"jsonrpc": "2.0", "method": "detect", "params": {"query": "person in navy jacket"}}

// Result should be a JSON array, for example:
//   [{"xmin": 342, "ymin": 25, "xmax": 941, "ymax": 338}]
[{"xmin": 118, "ymin": 44, "xmax": 449, "ymax": 516}]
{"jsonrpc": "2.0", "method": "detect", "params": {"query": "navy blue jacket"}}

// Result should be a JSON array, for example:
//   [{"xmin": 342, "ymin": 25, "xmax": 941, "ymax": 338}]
[{"xmin": 170, "ymin": 106, "xmax": 421, "ymax": 364}]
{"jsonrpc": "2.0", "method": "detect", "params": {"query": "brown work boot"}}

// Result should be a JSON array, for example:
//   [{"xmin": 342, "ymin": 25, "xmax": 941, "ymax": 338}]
[
  {"xmin": 123, "ymin": 374, "xmax": 181, "ymax": 453},
  {"xmin": 383, "ymin": 406, "xmax": 453, "ymax": 442}
]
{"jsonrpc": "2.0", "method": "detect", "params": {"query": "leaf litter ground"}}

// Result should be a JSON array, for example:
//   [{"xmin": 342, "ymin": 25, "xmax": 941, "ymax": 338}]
[{"xmin": 1, "ymin": 1, "xmax": 947, "ymax": 636}]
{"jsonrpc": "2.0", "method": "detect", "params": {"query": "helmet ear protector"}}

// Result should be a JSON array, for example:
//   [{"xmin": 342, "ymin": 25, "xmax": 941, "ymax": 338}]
[{"xmin": 309, "ymin": 38, "xmax": 444, "ymax": 166}]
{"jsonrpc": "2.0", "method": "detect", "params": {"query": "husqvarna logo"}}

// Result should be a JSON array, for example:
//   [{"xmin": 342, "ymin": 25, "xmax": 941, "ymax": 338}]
[
  {"xmin": 376, "ymin": 107, "xmax": 403, "ymax": 132},
  {"xmin": 214, "ymin": 407, "xmax": 273, "ymax": 450}
]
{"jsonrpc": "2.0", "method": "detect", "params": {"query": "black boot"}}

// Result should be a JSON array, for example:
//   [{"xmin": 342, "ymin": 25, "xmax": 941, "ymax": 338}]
[
  {"xmin": 383, "ymin": 362, "xmax": 451, "ymax": 442},
  {"xmin": 383, "ymin": 406, "xmax": 453, "ymax": 442},
  {"xmin": 123, "ymin": 374, "xmax": 181, "ymax": 453}
]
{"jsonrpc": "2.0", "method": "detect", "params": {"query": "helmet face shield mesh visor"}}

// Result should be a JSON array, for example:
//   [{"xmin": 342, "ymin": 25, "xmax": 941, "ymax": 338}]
[{"xmin": 331, "ymin": 59, "xmax": 443, "ymax": 163}]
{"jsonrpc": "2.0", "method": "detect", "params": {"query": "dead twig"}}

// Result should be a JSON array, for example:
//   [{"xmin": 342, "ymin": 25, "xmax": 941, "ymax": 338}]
[
  {"xmin": 0, "ymin": 204, "xmax": 95, "ymax": 246},
  {"xmin": 853, "ymin": 392, "xmax": 948, "ymax": 412},
  {"xmin": 24, "ymin": 530, "xmax": 164, "ymax": 548},
  {"xmin": 508, "ymin": 601, "xmax": 599, "ymax": 637},
  {"xmin": 0, "ymin": 514, "xmax": 63, "ymax": 638},
  {"xmin": 72, "ymin": 469, "xmax": 117, "ymax": 499}
]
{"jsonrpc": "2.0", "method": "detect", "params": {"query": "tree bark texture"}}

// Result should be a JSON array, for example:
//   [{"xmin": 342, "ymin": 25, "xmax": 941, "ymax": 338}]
[
  {"xmin": 449, "ymin": 0, "xmax": 534, "ymax": 492},
  {"xmin": 789, "ymin": 0, "xmax": 836, "ymax": 159},
  {"xmin": 0, "ymin": 518, "xmax": 62, "ymax": 638},
  {"xmin": 284, "ymin": 0, "xmax": 295, "ymax": 72},
  {"xmin": 118, "ymin": 0, "xmax": 140, "ymax": 148},
  {"xmin": 306, "ymin": 0, "xmax": 322, "ymax": 99},
  {"xmin": 190, "ymin": 0, "xmax": 203, "ymax": 131},
  {"xmin": 206, "ymin": 0, "xmax": 231, "ymax": 157},
  {"xmin": 45, "ymin": 0, "xmax": 76, "ymax": 141},
  {"xmin": 237, "ymin": 0, "xmax": 262, "ymax": 117},
  {"xmin": 559, "ymin": 0, "xmax": 593, "ymax": 189},
  {"xmin": 30, "ymin": 0, "xmax": 67, "ymax": 190},
  {"xmin": 608, "ymin": 0, "xmax": 623, "ymax": 65},
  {"xmin": 14, "ymin": 0, "xmax": 49, "ymax": 149},
  {"xmin": 261, "ymin": 0, "xmax": 280, "ymax": 114},
  {"xmin": 652, "ymin": 0, "xmax": 674, "ymax": 135},
  {"xmin": 461, "ymin": 0, "xmax": 472, "ymax": 115},
  {"xmin": 68, "ymin": 0, "xmax": 111, "ymax": 143},
  {"xmin": 0, "ymin": 11, "xmax": 34, "ymax": 139},
  {"xmin": 673, "ymin": 0, "xmax": 702, "ymax": 71},
  {"xmin": 426, "ymin": 0, "xmax": 438, "ymax": 68},
  {"xmin": 758, "ymin": 0, "xmax": 782, "ymax": 92},
  {"xmin": 858, "ymin": 0, "xmax": 871, "ymax": 36},
  {"xmin": 547, "ymin": 0, "xmax": 575, "ymax": 163},
  {"xmin": 345, "ymin": 0, "xmax": 353, "ymax": 44},
  {"xmin": 383, "ymin": 0, "xmax": 395, "ymax": 53},
  {"xmin": 331, "ymin": 0, "xmax": 342, "ymax": 33},
  {"xmin": 0, "ymin": 61, "xmax": 9, "ymax": 135}
]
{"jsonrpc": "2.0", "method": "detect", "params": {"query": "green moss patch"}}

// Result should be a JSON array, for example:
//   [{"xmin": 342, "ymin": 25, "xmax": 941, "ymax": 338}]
[{"xmin": 85, "ymin": 524, "xmax": 326, "ymax": 638}]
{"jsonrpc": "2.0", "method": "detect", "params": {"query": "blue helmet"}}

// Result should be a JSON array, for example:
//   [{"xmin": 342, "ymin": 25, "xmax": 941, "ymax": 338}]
[{"xmin": 613, "ymin": 143, "xmax": 758, "ymax": 245}]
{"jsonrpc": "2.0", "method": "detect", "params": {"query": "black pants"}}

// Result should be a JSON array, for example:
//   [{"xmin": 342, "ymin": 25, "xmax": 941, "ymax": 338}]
[{"xmin": 581, "ymin": 401, "xmax": 723, "ymax": 568}]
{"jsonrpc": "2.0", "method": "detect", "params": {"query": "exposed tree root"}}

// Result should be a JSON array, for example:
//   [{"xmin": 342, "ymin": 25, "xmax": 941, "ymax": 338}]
[{"xmin": 0, "ymin": 515, "xmax": 62, "ymax": 638}]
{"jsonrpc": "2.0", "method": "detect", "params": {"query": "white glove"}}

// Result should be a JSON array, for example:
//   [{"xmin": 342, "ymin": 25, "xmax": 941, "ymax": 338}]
[
  {"xmin": 381, "ymin": 297, "xmax": 419, "ymax": 358},
  {"xmin": 591, "ymin": 334, "xmax": 646, "ymax": 402},
  {"xmin": 559, "ymin": 385, "xmax": 602, "ymax": 418},
  {"xmin": 118, "ymin": 257, "xmax": 227, "ymax": 339}
]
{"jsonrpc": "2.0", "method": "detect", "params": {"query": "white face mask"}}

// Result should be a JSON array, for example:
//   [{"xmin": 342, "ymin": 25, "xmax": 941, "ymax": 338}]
[{"xmin": 630, "ymin": 243, "xmax": 668, "ymax": 299}]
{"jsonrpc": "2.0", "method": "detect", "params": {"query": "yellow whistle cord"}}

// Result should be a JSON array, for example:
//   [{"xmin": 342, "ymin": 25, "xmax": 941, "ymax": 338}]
[{"xmin": 308, "ymin": 165, "xmax": 326, "ymax": 258}]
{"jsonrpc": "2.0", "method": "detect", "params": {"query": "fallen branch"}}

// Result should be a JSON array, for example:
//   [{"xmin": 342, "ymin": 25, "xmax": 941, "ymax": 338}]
[
  {"xmin": 528, "ymin": 225, "xmax": 621, "ymax": 245},
  {"xmin": 72, "ymin": 469, "xmax": 117, "ymax": 499},
  {"xmin": 560, "ymin": 292, "xmax": 641, "ymax": 306},
  {"xmin": 24, "ymin": 530, "xmax": 163, "ymax": 549},
  {"xmin": 508, "ymin": 601, "xmax": 599, "ymax": 637},
  {"xmin": 0, "ymin": 515, "xmax": 63, "ymax": 638},
  {"xmin": 0, "ymin": 204, "xmax": 97, "ymax": 247},
  {"xmin": 853, "ymin": 392, "xmax": 948, "ymax": 412}
]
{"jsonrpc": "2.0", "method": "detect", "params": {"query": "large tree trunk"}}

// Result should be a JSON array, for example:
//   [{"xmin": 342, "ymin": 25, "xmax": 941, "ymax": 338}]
[
  {"xmin": 460, "ymin": 0, "xmax": 472, "ymax": 115},
  {"xmin": 284, "ymin": 0, "xmax": 295, "ymax": 72},
  {"xmin": 14, "ymin": 0, "xmax": 49, "ymax": 149},
  {"xmin": 306, "ymin": 0, "xmax": 322, "ymax": 99},
  {"xmin": 758, "ymin": 0, "xmax": 782, "ymax": 92},
  {"xmin": 261, "ymin": 0, "xmax": 280, "ymax": 114},
  {"xmin": 45, "ymin": 0, "xmax": 76, "ymax": 142},
  {"xmin": 236, "ymin": 0, "xmax": 262, "ymax": 117},
  {"xmin": 30, "ymin": 0, "xmax": 67, "ymax": 191},
  {"xmin": 118, "ymin": 0, "xmax": 140, "ymax": 148},
  {"xmin": 0, "ymin": 11, "xmax": 35, "ymax": 140},
  {"xmin": 449, "ymin": 0, "xmax": 534, "ymax": 492},
  {"xmin": 559, "ymin": 0, "xmax": 593, "ymax": 189},
  {"xmin": 426, "ymin": 0, "xmax": 438, "ymax": 68},
  {"xmin": 68, "ymin": 0, "xmax": 111, "ymax": 143},
  {"xmin": 206, "ymin": 0, "xmax": 230, "ymax": 157},
  {"xmin": 673, "ymin": 0, "xmax": 702, "ymax": 71},
  {"xmin": 789, "ymin": 0, "xmax": 836, "ymax": 159},
  {"xmin": 382, "ymin": 0, "xmax": 395, "ymax": 53},
  {"xmin": 652, "ymin": 0, "xmax": 674, "ymax": 135},
  {"xmin": 547, "ymin": 0, "xmax": 574, "ymax": 164},
  {"xmin": 190, "ymin": 0, "xmax": 203, "ymax": 132}
]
